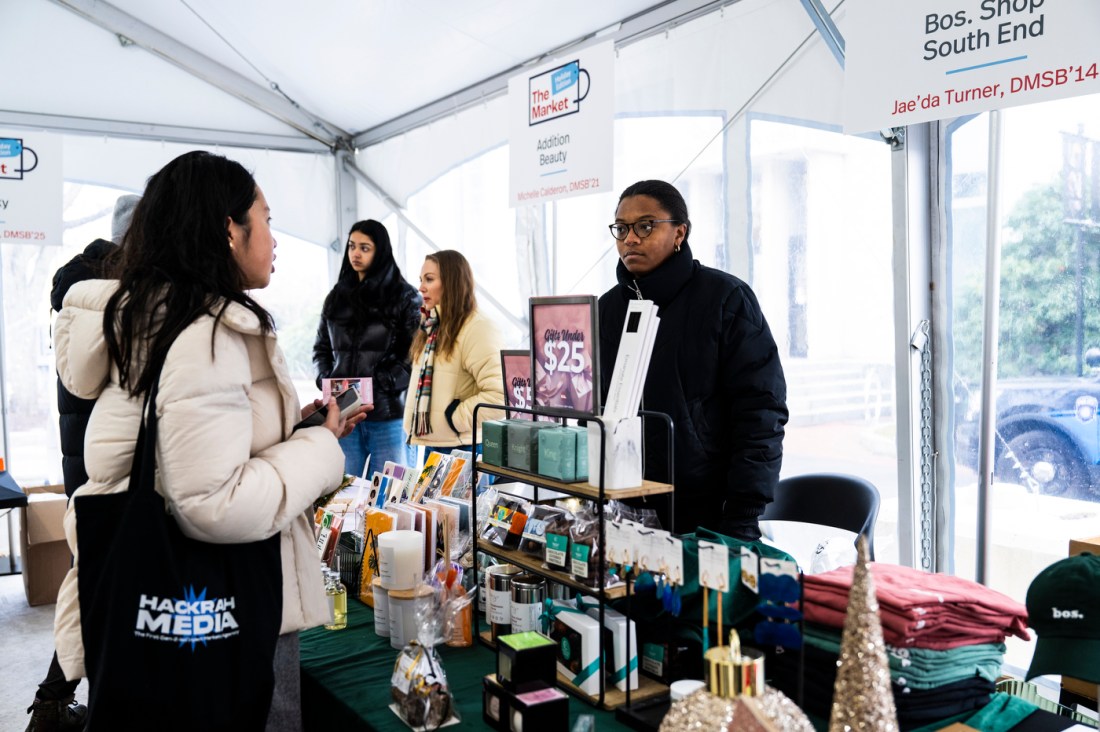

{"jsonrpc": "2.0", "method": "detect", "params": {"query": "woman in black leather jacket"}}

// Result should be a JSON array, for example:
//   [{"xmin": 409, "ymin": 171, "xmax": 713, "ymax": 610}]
[{"xmin": 313, "ymin": 220, "xmax": 421, "ymax": 476}]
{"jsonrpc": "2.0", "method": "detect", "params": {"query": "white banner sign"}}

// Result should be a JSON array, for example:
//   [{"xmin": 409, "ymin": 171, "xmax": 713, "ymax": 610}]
[
  {"xmin": 843, "ymin": 0, "xmax": 1100, "ymax": 134},
  {"xmin": 0, "ymin": 129, "xmax": 62, "ymax": 246},
  {"xmin": 509, "ymin": 41, "xmax": 614, "ymax": 207}
]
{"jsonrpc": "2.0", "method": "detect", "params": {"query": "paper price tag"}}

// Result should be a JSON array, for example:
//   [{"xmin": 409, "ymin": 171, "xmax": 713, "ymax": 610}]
[
  {"xmin": 391, "ymin": 652, "xmax": 416, "ymax": 694},
  {"xmin": 621, "ymin": 519, "xmax": 641, "ymax": 565},
  {"xmin": 605, "ymin": 519, "xmax": 626, "ymax": 565},
  {"xmin": 636, "ymin": 529, "xmax": 657, "ymax": 572},
  {"xmin": 698, "ymin": 540, "xmax": 729, "ymax": 591},
  {"xmin": 740, "ymin": 547, "xmax": 760, "ymax": 594},
  {"xmin": 760, "ymin": 556, "xmax": 799, "ymax": 581},
  {"xmin": 666, "ymin": 536, "xmax": 684, "ymax": 586}
]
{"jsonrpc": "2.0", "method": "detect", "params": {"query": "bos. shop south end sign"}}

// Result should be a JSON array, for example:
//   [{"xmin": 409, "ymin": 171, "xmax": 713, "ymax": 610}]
[{"xmin": 843, "ymin": 0, "xmax": 1100, "ymax": 133}]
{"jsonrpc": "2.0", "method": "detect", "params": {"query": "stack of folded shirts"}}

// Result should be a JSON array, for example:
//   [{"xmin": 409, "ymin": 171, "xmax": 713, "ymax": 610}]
[
  {"xmin": 764, "ymin": 563, "xmax": 1028, "ymax": 730},
  {"xmin": 802, "ymin": 562, "xmax": 1029, "ymax": 649}
]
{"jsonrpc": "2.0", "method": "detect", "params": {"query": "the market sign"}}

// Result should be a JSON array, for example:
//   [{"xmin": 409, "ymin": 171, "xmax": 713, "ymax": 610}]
[{"xmin": 508, "ymin": 41, "xmax": 614, "ymax": 206}]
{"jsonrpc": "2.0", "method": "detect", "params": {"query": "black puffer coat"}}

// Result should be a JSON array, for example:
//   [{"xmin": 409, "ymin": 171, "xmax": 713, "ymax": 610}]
[
  {"xmin": 598, "ymin": 242, "xmax": 788, "ymax": 539},
  {"xmin": 50, "ymin": 238, "xmax": 117, "ymax": 496},
  {"xmin": 313, "ymin": 269, "xmax": 420, "ymax": 422}
]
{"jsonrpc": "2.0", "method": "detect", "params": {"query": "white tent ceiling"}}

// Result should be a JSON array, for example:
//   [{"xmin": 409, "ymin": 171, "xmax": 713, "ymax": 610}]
[{"xmin": 6, "ymin": 0, "xmax": 690, "ymax": 149}]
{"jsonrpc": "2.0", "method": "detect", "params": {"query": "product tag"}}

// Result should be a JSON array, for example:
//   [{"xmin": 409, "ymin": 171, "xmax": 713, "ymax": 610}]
[
  {"xmin": 666, "ymin": 536, "xmax": 684, "ymax": 586},
  {"xmin": 699, "ymin": 540, "xmax": 729, "ymax": 591},
  {"xmin": 489, "ymin": 588, "xmax": 510, "ymax": 625},
  {"xmin": 545, "ymin": 532, "xmax": 569, "ymax": 567},
  {"xmin": 740, "ymin": 547, "xmax": 760, "ymax": 593},
  {"xmin": 571, "ymin": 542, "xmax": 591, "ymax": 579},
  {"xmin": 641, "ymin": 642, "xmax": 665, "ymax": 675},
  {"xmin": 605, "ymin": 519, "xmax": 627, "ymax": 565},
  {"xmin": 760, "ymin": 555, "xmax": 799, "ymax": 581},
  {"xmin": 521, "ymin": 516, "xmax": 549, "ymax": 544},
  {"xmin": 391, "ymin": 653, "xmax": 416, "ymax": 694},
  {"xmin": 621, "ymin": 519, "xmax": 641, "ymax": 565}
]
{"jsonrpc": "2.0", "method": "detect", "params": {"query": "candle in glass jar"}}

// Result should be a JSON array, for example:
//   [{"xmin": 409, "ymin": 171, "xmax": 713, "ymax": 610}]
[{"xmin": 378, "ymin": 530, "xmax": 424, "ymax": 590}]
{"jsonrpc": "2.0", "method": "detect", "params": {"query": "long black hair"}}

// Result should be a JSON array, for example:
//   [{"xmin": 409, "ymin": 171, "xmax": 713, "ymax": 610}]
[
  {"xmin": 104, "ymin": 151, "xmax": 275, "ymax": 398},
  {"xmin": 323, "ymin": 219, "xmax": 409, "ymax": 325}
]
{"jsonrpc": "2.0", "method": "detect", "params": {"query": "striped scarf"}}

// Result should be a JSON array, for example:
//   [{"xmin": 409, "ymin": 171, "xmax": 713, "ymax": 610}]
[{"xmin": 412, "ymin": 306, "xmax": 439, "ymax": 437}]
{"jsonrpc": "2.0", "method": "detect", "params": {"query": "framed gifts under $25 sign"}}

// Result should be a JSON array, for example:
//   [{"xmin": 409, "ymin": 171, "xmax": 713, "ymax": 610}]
[{"xmin": 529, "ymin": 295, "xmax": 600, "ymax": 417}]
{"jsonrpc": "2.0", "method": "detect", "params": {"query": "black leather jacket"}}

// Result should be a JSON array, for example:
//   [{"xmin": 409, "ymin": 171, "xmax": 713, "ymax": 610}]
[
  {"xmin": 312, "ymin": 280, "xmax": 421, "ymax": 422},
  {"xmin": 598, "ymin": 242, "xmax": 788, "ymax": 540}
]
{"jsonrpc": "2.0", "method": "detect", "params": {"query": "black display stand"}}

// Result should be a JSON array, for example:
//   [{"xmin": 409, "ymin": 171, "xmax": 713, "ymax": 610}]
[{"xmin": 470, "ymin": 402, "xmax": 675, "ymax": 713}]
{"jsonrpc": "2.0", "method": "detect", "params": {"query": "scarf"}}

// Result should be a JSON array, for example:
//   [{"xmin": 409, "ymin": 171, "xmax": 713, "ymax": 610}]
[{"xmin": 411, "ymin": 306, "xmax": 439, "ymax": 437}]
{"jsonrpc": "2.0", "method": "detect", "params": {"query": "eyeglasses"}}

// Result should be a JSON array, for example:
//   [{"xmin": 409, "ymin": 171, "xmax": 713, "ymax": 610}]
[{"xmin": 608, "ymin": 219, "xmax": 679, "ymax": 241}]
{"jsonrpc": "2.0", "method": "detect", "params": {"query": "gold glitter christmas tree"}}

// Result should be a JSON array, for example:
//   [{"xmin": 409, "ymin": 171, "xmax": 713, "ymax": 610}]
[{"xmin": 827, "ymin": 536, "xmax": 899, "ymax": 732}]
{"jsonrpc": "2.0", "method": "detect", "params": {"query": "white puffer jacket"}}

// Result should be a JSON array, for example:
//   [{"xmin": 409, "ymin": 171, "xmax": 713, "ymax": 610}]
[{"xmin": 52, "ymin": 280, "xmax": 345, "ymax": 680}]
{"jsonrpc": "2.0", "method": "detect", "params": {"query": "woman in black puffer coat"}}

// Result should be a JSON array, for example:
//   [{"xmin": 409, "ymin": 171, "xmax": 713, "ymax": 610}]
[{"xmin": 313, "ymin": 220, "xmax": 421, "ymax": 476}]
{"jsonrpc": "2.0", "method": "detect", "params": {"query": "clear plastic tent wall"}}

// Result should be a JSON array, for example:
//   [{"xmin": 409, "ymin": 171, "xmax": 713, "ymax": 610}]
[{"xmin": 358, "ymin": 0, "xmax": 901, "ymax": 561}]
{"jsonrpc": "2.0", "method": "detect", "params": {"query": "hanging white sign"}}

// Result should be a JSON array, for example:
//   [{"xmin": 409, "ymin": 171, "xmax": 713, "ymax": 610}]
[
  {"xmin": 508, "ymin": 41, "xmax": 614, "ymax": 207},
  {"xmin": 0, "ymin": 129, "xmax": 62, "ymax": 246},
  {"xmin": 843, "ymin": 0, "xmax": 1100, "ymax": 134}
]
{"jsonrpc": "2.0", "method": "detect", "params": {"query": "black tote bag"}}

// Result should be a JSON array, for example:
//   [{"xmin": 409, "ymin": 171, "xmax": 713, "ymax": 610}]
[{"xmin": 75, "ymin": 371, "xmax": 283, "ymax": 731}]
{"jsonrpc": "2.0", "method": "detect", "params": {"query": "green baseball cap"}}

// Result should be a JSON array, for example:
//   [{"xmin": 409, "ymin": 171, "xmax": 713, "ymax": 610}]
[{"xmin": 1025, "ymin": 552, "xmax": 1100, "ymax": 684}]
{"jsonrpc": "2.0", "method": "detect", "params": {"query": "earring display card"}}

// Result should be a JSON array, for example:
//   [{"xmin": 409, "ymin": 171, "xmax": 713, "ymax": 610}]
[{"xmin": 699, "ymin": 540, "xmax": 730, "ymax": 592}]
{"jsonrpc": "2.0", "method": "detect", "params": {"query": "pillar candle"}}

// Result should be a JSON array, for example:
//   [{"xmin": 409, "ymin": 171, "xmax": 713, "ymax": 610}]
[{"xmin": 378, "ymin": 530, "xmax": 424, "ymax": 590}]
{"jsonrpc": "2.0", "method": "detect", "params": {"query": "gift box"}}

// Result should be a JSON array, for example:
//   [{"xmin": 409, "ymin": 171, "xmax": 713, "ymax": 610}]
[
  {"xmin": 497, "ymin": 631, "xmax": 557, "ymax": 694},
  {"xmin": 508, "ymin": 685, "xmax": 569, "ymax": 732},
  {"xmin": 566, "ymin": 425, "xmax": 588, "ymax": 481},
  {"xmin": 482, "ymin": 674, "xmax": 511, "ymax": 732},
  {"xmin": 483, "ymin": 420, "xmax": 509, "ymax": 467},
  {"xmin": 506, "ymin": 421, "xmax": 556, "ymax": 473},
  {"xmin": 582, "ymin": 603, "xmax": 638, "ymax": 691},
  {"xmin": 546, "ymin": 600, "xmax": 602, "ymax": 696},
  {"xmin": 537, "ymin": 427, "xmax": 577, "ymax": 482}
]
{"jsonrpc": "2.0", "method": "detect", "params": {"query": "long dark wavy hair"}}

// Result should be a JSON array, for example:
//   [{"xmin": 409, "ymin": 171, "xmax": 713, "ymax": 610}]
[
  {"xmin": 410, "ymin": 250, "xmax": 477, "ymax": 361},
  {"xmin": 104, "ymin": 151, "xmax": 275, "ymax": 398},
  {"xmin": 322, "ymin": 219, "xmax": 409, "ymax": 326}
]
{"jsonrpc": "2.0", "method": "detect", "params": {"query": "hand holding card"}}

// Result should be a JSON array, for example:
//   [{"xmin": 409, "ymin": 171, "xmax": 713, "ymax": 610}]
[{"xmin": 295, "ymin": 384, "xmax": 363, "ymax": 431}]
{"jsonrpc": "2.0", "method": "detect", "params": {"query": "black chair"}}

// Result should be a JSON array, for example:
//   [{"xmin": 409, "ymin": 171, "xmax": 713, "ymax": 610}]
[{"xmin": 760, "ymin": 472, "xmax": 881, "ymax": 560}]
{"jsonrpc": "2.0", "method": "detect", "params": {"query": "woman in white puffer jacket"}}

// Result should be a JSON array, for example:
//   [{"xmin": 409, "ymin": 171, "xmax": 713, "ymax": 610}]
[{"xmin": 52, "ymin": 151, "xmax": 364, "ymax": 731}]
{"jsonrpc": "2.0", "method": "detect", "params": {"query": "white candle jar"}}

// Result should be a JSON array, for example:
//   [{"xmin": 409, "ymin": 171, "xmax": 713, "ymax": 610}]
[
  {"xmin": 388, "ymin": 585, "xmax": 433, "ymax": 650},
  {"xmin": 372, "ymin": 577, "xmax": 390, "ymax": 637},
  {"xmin": 378, "ymin": 530, "xmax": 424, "ymax": 591}
]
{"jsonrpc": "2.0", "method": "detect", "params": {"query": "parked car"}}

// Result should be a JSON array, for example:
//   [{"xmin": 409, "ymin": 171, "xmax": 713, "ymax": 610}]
[{"xmin": 955, "ymin": 357, "xmax": 1100, "ymax": 500}]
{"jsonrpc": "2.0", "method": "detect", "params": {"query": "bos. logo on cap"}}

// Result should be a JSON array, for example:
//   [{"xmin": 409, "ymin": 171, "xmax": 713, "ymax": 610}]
[{"xmin": 1025, "ymin": 552, "xmax": 1100, "ymax": 684}]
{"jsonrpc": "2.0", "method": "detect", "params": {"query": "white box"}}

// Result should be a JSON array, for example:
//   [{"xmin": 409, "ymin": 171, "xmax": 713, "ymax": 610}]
[
  {"xmin": 583, "ymin": 604, "xmax": 638, "ymax": 691},
  {"xmin": 587, "ymin": 416, "xmax": 643, "ymax": 490},
  {"xmin": 547, "ymin": 600, "xmax": 602, "ymax": 696}
]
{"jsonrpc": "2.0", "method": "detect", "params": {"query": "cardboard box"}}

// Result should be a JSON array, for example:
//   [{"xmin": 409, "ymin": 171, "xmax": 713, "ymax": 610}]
[
  {"xmin": 20, "ymin": 485, "xmax": 69, "ymax": 606},
  {"xmin": 1063, "ymin": 535, "xmax": 1100, "ymax": 701}
]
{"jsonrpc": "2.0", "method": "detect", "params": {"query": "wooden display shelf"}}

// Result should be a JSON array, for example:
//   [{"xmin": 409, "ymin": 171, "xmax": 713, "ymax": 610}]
[
  {"xmin": 477, "ymin": 540, "xmax": 629, "ymax": 599},
  {"xmin": 478, "ymin": 462, "xmax": 673, "ymax": 501},
  {"xmin": 479, "ymin": 630, "xmax": 669, "ymax": 711}
]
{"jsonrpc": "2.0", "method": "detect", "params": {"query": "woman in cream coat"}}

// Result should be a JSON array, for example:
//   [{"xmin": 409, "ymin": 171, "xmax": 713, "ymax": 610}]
[
  {"xmin": 52, "ymin": 151, "xmax": 363, "ymax": 730},
  {"xmin": 404, "ymin": 250, "xmax": 504, "ymax": 453}
]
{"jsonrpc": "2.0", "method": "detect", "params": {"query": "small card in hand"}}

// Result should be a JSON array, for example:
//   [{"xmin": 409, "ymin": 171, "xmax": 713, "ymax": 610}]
[{"xmin": 295, "ymin": 384, "xmax": 361, "ymax": 431}]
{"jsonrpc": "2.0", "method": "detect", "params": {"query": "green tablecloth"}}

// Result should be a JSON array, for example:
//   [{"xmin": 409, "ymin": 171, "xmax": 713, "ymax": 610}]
[{"xmin": 300, "ymin": 599, "xmax": 637, "ymax": 731}]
